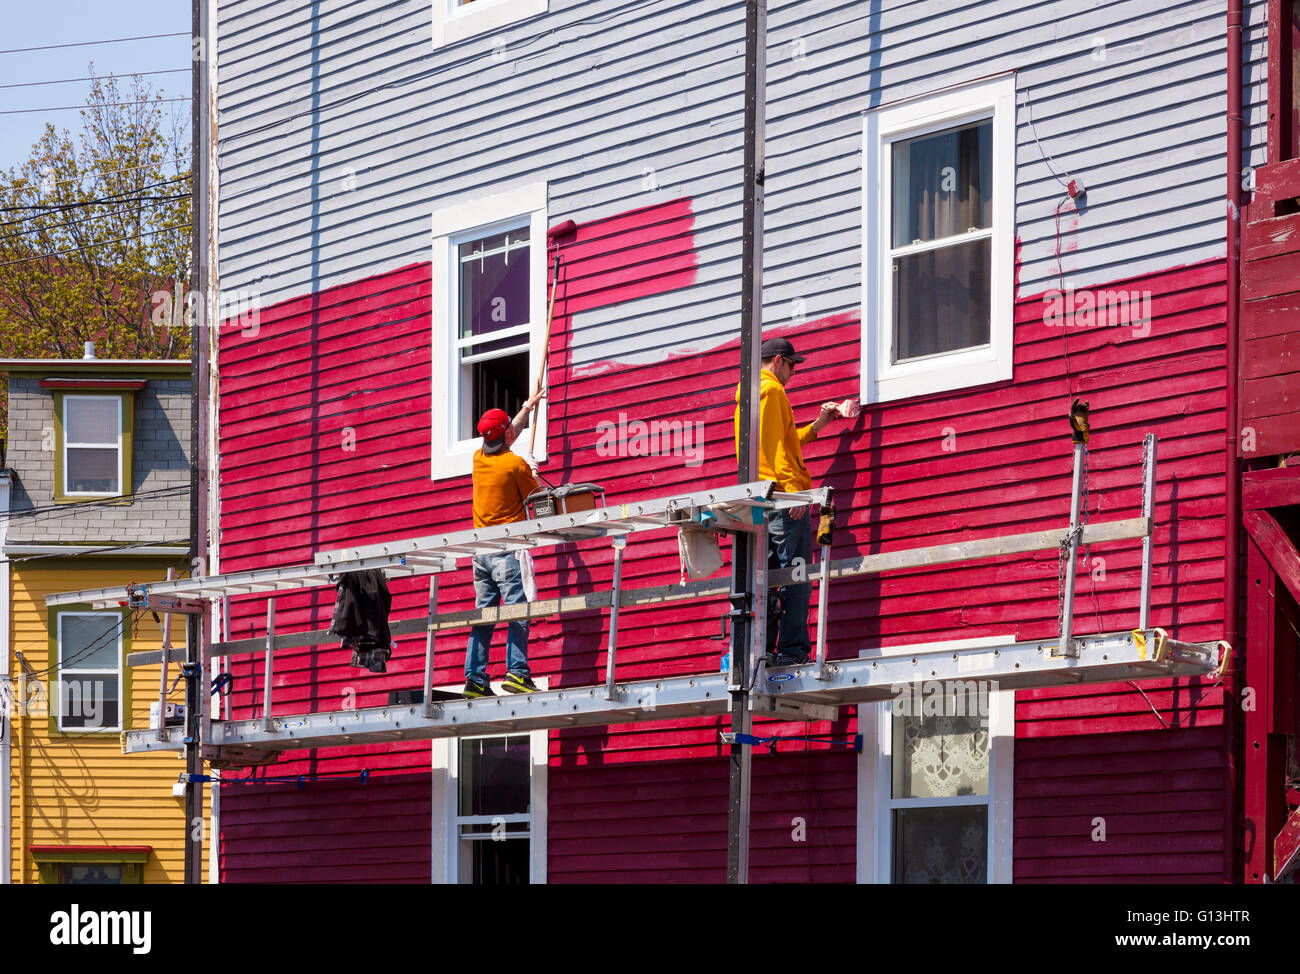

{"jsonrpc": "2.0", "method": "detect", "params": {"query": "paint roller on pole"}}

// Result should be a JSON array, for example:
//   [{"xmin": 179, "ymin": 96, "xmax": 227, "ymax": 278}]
[{"xmin": 529, "ymin": 219, "xmax": 577, "ymax": 457}]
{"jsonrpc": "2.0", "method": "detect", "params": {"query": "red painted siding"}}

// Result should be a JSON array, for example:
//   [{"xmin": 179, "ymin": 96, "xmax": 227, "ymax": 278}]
[{"xmin": 216, "ymin": 204, "xmax": 1230, "ymax": 881}]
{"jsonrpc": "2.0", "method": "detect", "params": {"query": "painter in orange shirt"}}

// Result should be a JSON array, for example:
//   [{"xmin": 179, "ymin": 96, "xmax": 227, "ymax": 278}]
[
  {"xmin": 734, "ymin": 337, "xmax": 842, "ymax": 665},
  {"xmin": 463, "ymin": 387, "xmax": 543, "ymax": 698}
]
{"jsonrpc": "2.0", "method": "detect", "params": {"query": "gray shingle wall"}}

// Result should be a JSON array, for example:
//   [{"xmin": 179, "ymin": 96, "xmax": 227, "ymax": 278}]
[{"xmin": 5, "ymin": 375, "xmax": 193, "ymax": 545}]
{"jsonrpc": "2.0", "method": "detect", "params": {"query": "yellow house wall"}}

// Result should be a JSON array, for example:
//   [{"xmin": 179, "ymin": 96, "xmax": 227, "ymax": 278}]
[{"xmin": 8, "ymin": 560, "xmax": 209, "ymax": 884}]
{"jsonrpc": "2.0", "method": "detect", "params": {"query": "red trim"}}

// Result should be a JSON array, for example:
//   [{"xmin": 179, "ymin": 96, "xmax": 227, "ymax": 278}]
[
  {"xmin": 38, "ymin": 378, "xmax": 147, "ymax": 390},
  {"xmin": 28, "ymin": 844, "xmax": 152, "ymax": 854}
]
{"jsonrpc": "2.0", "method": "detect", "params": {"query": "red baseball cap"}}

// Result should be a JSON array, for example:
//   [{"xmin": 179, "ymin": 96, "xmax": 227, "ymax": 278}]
[{"xmin": 477, "ymin": 408, "xmax": 510, "ymax": 443}]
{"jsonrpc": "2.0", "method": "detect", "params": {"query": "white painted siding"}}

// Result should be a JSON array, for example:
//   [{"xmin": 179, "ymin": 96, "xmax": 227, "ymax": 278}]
[{"xmin": 214, "ymin": 0, "xmax": 1269, "ymax": 367}]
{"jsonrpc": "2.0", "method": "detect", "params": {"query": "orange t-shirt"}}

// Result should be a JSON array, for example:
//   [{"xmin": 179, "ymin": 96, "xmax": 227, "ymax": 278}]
[{"xmin": 472, "ymin": 448, "xmax": 540, "ymax": 527}]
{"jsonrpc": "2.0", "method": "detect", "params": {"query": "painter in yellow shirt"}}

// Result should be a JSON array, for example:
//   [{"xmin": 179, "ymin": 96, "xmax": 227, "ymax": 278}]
[{"xmin": 732, "ymin": 336, "xmax": 842, "ymax": 664}]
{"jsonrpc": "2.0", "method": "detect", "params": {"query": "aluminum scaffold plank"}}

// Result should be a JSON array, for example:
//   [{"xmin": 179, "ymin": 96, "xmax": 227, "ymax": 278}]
[{"xmin": 119, "ymin": 630, "xmax": 1224, "ymax": 756}]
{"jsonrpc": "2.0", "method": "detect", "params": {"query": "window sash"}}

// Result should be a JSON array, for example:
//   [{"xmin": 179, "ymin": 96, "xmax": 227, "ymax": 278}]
[
  {"xmin": 57, "ymin": 612, "xmax": 122, "ymax": 732},
  {"xmin": 861, "ymin": 76, "xmax": 1014, "ymax": 405},
  {"xmin": 63, "ymin": 395, "xmax": 122, "ymax": 496}
]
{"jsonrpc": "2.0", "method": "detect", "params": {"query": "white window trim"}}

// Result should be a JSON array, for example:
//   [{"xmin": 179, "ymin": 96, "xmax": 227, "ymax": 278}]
[
  {"xmin": 63, "ymin": 394, "xmax": 123, "ymax": 498},
  {"xmin": 432, "ymin": 0, "xmax": 547, "ymax": 48},
  {"xmin": 57, "ymin": 611, "xmax": 123, "ymax": 734},
  {"xmin": 431, "ymin": 181, "xmax": 548, "ymax": 481},
  {"xmin": 431, "ymin": 677, "xmax": 548, "ymax": 884},
  {"xmin": 855, "ymin": 637, "xmax": 1014, "ymax": 884},
  {"xmin": 861, "ymin": 73, "xmax": 1016, "ymax": 405}
]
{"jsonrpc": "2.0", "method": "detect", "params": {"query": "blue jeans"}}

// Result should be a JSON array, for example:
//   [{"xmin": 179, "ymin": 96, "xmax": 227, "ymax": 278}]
[
  {"xmin": 767, "ymin": 508, "xmax": 812, "ymax": 657},
  {"xmin": 464, "ymin": 552, "xmax": 531, "ymax": 685}
]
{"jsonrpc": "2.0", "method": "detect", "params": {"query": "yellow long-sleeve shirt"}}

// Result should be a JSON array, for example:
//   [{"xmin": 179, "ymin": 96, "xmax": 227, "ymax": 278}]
[{"xmin": 733, "ymin": 368, "xmax": 817, "ymax": 492}]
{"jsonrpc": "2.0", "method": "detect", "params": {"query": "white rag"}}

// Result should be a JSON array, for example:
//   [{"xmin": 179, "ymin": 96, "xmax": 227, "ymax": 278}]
[{"xmin": 517, "ymin": 547, "xmax": 538, "ymax": 602}]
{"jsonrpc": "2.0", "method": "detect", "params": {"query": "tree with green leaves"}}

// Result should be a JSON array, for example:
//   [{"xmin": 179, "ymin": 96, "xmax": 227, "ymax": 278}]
[{"xmin": 0, "ymin": 71, "xmax": 192, "ymax": 429}]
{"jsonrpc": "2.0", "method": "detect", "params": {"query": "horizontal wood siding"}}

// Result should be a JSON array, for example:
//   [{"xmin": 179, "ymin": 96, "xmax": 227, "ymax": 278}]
[
  {"xmin": 8, "ymin": 563, "xmax": 205, "ymax": 884},
  {"xmin": 214, "ymin": 0, "xmax": 1268, "ymax": 371},
  {"xmin": 219, "ymin": 773, "xmax": 430, "ymax": 883},
  {"xmin": 212, "ymin": 0, "xmax": 1260, "ymax": 882},
  {"xmin": 548, "ymin": 721, "xmax": 858, "ymax": 883}
]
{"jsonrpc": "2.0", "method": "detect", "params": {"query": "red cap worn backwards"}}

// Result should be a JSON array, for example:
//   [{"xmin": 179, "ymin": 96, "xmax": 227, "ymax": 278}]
[{"xmin": 477, "ymin": 408, "xmax": 510, "ymax": 443}]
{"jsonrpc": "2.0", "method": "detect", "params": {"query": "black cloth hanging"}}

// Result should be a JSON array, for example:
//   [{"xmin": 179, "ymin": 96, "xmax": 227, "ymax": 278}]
[{"xmin": 328, "ymin": 569, "xmax": 393, "ymax": 672}]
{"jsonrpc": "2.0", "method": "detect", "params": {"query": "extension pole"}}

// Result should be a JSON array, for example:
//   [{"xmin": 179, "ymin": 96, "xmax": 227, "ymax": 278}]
[
  {"xmin": 186, "ymin": 0, "xmax": 213, "ymax": 885},
  {"xmin": 728, "ymin": 0, "xmax": 765, "ymax": 886}
]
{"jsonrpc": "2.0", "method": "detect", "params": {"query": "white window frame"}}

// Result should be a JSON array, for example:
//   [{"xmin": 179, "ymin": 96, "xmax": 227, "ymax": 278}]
[
  {"xmin": 430, "ymin": 677, "xmax": 548, "ymax": 884},
  {"xmin": 431, "ymin": 181, "xmax": 548, "ymax": 481},
  {"xmin": 432, "ymin": 0, "xmax": 547, "ymax": 48},
  {"xmin": 62, "ymin": 394, "xmax": 123, "ymax": 498},
  {"xmin": 855, "ymin": 638, "xmax": 1014, "ymax": 884},
  {"xmin": 861, "ymin": 73, "xmax": 1016, "ymax": 405},
  {"xmin": 57, "ymin": 611, "xmax": 124, "ymax": 734}
]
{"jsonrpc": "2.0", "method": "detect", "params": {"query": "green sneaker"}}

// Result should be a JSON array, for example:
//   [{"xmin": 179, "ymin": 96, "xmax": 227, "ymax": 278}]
[
  {"xmin": 462, "ymin": 680, "xmax": 495, "ymax": 698},
  {"xmin": 502, "ymin": 671, "xmax": 539, "ymax": 694}
]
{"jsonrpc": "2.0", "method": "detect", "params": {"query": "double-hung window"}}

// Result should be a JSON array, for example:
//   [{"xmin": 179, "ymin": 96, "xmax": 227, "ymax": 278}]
[
  {"xmin": 862, "ymin": 74, "xmax": 1015, "ymax": 403},
  {"xmin": 857, "ymin": 640, "xmax": 1013, "ymax": 883},
  {"xmin": 431, "ymin": 182, "xmax": 547, "ymax": 479},
  {"xmin": 63, "ymin": 394, "xmax": 123, "ymax": 496},
  {"xmin": 55, "ymin": 610, "xmax": 124, "ymax": 733},
  {"xmin": 432, "ymin": 725, "xmax": 547, "ymax": 883},
  {"xmin": 431, "ymin": 0, "xmax": 547, "ymax": 48}
]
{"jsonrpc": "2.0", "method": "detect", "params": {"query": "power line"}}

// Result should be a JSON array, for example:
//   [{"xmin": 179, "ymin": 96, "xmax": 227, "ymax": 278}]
[
  {"xmin": 0, "ymin": 96, "xmax": 190, "ymax": 116},
  {"xmin": 0, "ymin": 195, "xmax": 187, "ymax": 213},
  {"xmin": 2, "ymin": 537, "xmax": 189, "ymax": 567},
  {"xmin": 0, "ymin": 486, "xmax": 190, "ymax": 524},
  {"xmin": 0, "ymin": 175, "xmax": 192, "ymax": 230},
  {"xmin": 0, "ymin": 196, "xmax": 191, "ymax": 248},
  {"xmin": 0, "ymin": 222, "xmax": 191, "ymax": 268},
  {"xmin": 0, "ymin": 68, "xmax": 190, "ymax": 90},
  {"xmin": 0, "ymin": 32, "xmax": 190, "ymax": 56}
]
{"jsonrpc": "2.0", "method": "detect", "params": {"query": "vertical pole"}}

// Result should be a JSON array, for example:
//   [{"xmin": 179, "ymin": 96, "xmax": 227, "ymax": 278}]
[
  {"xmin": 729, "ymin": 0, "xmax": 766, "ymax": 886},
  {"xmin": 185, "ymin": 0, "xmax": 211, "ymax": 887},
  {"xmin": 221, "ymin": 596, "xmax": 231, "ymax": 722},
  {"xmin": 1139, "ymin": 434, "xmax": 1157, "ymax": 630},
  {"xmin": 262, "ymin": 600, "xmax": 276, "ymax": 733},
  {"xmin": 158, "ymin": 567, "xmax": 176, "ymax": 741},
  {"xmin": 605, "ymin": 538, "xmax": 626, "ymax": 700},
  {"xmin": 814, "ymin": 542, "xmax": 832, "ymax": 680},
  {"xmin": 422, "ymin": 575, "xmax": 438, "ymax": 718},
  {"xmin": 1060, "ymin": 441, "xmax": 1086, "ymax": 657}
]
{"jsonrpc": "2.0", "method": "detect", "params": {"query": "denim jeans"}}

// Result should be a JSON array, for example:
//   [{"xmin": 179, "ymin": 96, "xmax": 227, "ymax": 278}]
[
  {"xmin": 767, "ymin": 508, "xmax": 812, "ymax": 657},
  {"xmin": 464, "ymin": 551, "xmax": 531, "ymax": 685}
]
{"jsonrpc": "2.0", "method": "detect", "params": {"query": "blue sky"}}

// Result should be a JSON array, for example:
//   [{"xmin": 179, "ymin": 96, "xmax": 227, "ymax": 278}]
[{"xmin": 0, "ymin": 1, "xmax": 192, "ymax": 175}]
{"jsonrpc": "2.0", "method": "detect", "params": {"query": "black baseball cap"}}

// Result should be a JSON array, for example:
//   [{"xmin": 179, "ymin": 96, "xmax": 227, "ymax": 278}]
[{"xmin": 760, "ymin": 337, "xmax": 807, "ymax": 363}]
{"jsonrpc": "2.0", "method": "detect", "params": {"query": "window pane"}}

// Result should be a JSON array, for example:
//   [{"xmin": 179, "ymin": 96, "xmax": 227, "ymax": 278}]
[
  {"xmin": 60, "ymin": 674, "xmax": 119, "ymax": 730},
  {"xmin": 891, "ymin": 121, "xmax": 991, "ymax": 247},
  {"xmin": 61, "ymin": 615, "xmax": 121, "ymax": 671},
  {"xmin": 459, "ymin": 736, "xmax": 530, "ymax": 817},
  {"xmin": 892, "ymin": 710, "xmax": 989, "ymax": 799},
  {"xmin": 462, "ymin": 352, "xmax": 530, "ymax": 440},
  {"xmin": 461, "ymin": 837, "xmax": 529, "ymax": 884},
  {"xmin": 893, "ymin": 806, "xmax": 987, "ymax": 884},
  {"xmin": 60, "ymin": 863, "xmax": 124, "ymax": 884},
  {"xmin": 66, "ymin": 397, "xmax": 118, "ymax": 444},
  {"xmin": 459, "ymin": 228, "xmax": 530, "ymax": 342},
  {"xmin": 66, "ymin": 447, "xmax": 119, "ymax": 493},
  {"xmin": 893, "ymin": 236, "xmax": 990, "ymax": 361},
  {"xmin": 460, "ymin": 821, "xmax": 529, "ymax": 837}
]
